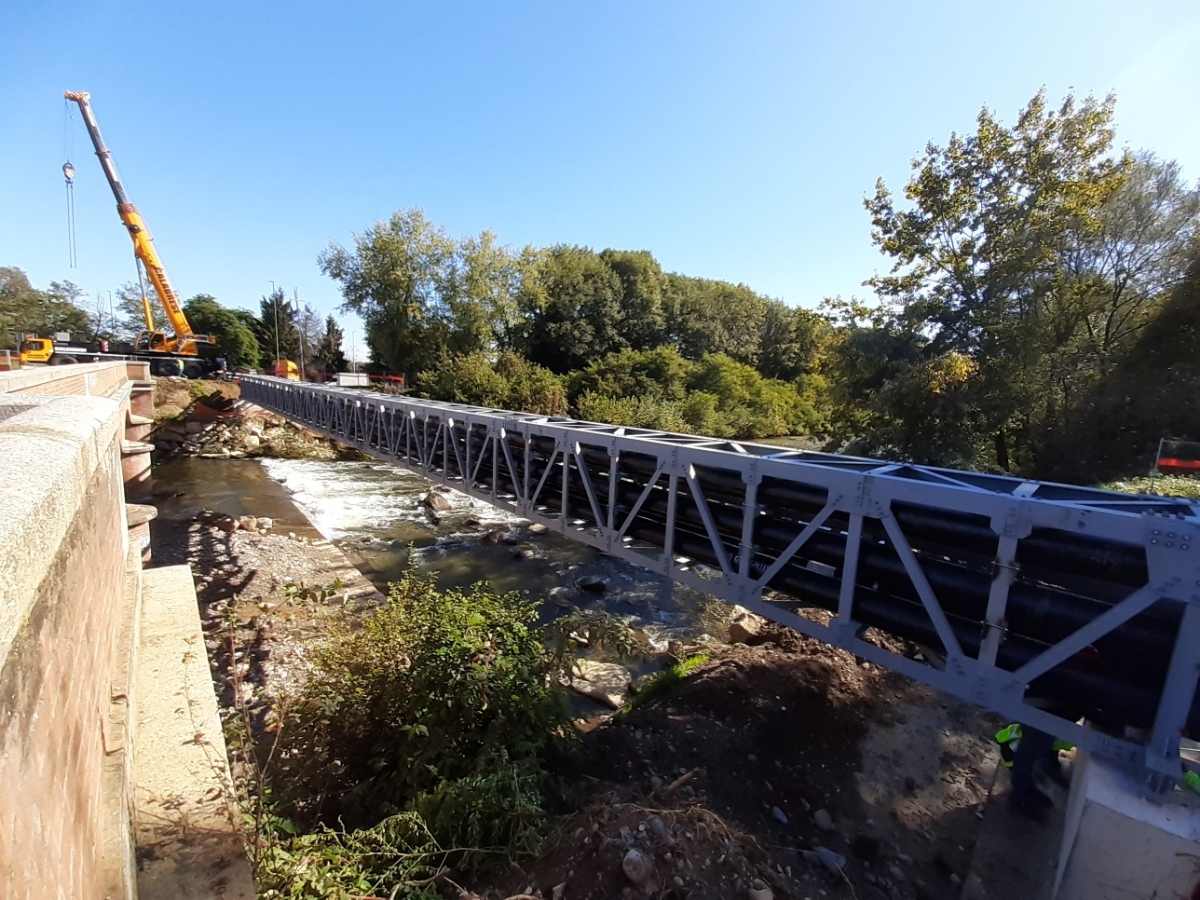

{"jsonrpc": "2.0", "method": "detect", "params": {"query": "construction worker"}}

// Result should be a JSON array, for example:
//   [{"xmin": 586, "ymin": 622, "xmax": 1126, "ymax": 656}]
[{"xmin": 995, "ymin": 722, "xmax": 1073, "ymax": 819}]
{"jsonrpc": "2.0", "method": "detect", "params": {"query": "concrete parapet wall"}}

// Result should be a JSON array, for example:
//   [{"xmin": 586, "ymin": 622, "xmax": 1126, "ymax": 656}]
[
  {"xmin": 0, "ymin": 392, "xmax": 135, "ymax": 898},
  {"xmin": 0, "ymin": 360, "xmax": 141, "ymax": 398}
]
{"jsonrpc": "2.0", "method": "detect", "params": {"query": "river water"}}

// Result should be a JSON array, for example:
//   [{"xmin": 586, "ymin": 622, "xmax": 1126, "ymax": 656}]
[{"xmin": 154, "ymin": 456, "xmax": 721, "ymax": 648}]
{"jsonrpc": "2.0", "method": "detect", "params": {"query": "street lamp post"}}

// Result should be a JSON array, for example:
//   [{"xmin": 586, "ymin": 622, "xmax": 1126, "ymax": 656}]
[
  {"xmin": 270, "ymin": 280, "xmax": 280, "ymax": 375},
  {"xmin": 293, "ymin": 289, "xmax": 306, "ymax": 381}
]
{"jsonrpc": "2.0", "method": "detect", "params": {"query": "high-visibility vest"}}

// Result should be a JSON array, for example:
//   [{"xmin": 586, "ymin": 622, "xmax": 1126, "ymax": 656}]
[{"xmin": 994, "ymin": 724, "xmax": 1074, "ymax": 767}]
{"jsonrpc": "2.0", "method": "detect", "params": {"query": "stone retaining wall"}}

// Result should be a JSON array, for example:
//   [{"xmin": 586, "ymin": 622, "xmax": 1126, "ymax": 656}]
[{"xmin": 0, "ymin": 392, "xmax": 135, "ymax": 898}]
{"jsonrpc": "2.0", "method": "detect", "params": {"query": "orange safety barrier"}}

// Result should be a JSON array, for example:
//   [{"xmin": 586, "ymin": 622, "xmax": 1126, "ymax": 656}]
[{"xmin": 1157, "ymin": 457, "xmax": 1200, "ymax": 473}]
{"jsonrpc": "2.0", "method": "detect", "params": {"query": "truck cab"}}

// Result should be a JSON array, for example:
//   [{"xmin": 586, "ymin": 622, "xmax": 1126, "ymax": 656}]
[{"xmin": 19, "ymin": 338, "xmax": 56, "ymax": 364}]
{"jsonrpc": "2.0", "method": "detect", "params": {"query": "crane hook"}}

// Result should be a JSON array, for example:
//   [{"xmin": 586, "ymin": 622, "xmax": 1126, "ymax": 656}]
[{"xmin": 63, "ymin": 160, "xmax": 75, "ymax": 183}]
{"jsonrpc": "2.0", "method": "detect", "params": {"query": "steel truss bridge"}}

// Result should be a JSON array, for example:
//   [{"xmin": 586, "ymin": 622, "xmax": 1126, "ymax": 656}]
[{"xmin": 240, "ymin": 376, "xmax": 1200, "ymax": 790}]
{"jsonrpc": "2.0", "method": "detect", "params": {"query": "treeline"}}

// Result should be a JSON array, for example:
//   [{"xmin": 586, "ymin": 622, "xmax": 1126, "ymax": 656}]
[
  {"xmin": 322, "ymin": 89, "xmax": 1200, "ymax": 484},
  {"xmin": 0, "ymin": 268, "xmax": 348, "ymax": 374},
  {"xmin": 318, "ymin": 213, "xmax": 833, "ymax": 440}
]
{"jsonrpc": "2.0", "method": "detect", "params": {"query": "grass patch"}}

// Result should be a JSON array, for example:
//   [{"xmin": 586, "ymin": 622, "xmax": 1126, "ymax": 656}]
[
  {"xmin": 1100, "ymin": 474, "xmax": 1200, "ymax": 499},
  {"xmin": 628, "ymin": 653, "xmax": 711, "ymax": 711}
]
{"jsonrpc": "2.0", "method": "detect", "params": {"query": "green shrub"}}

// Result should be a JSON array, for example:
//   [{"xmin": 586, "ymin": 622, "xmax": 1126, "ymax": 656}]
[
  {"xmin": 678, "ymin": 391, "xmax": 728, "ymax": 436},
  {"xmin": 566, "ymin": 346, "xmax": 696, "ymax": 404},
  {"xmin": 418, "ymin": 352, "xmax": 567, "ymax": 415},
  {"xmin": 278, "ymin": 566, "xmax": 572, "ymax": 853},
  {"xmin": 575, "ymin": 392, "xmax": 690, "ymax": 433},
  {"xmin": 255, "ymin": 812, "xmax": 443, "ymax": 900}
]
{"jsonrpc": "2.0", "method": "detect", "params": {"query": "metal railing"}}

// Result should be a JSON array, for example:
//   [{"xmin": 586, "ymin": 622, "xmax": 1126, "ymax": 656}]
[{"xmin": 240, "ymin": 376, "xmax": 1200, "ymax": 790}]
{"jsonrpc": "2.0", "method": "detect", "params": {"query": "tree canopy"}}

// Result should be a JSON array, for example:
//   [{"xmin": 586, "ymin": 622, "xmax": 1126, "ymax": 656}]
[{"xmin": 183, "ymin": 294, "xmax": 261, "ymax": 368}]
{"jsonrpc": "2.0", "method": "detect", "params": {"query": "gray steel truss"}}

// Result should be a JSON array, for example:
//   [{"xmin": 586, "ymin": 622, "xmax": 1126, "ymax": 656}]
[{"xmin": 239, "ymin": 376, "xmax": 1200, "ymax": 790}]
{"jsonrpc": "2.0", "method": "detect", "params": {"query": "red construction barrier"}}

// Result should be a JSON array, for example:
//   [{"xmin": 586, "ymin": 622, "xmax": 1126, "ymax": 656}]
[{"xmin": 1156, "ymin": 439, "xmax": 1200, "ymax": 475}]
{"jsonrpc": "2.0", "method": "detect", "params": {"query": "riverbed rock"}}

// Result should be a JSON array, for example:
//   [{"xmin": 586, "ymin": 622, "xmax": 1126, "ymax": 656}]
[
  {"xmin": 814, "ymin": 808, "xmax": 835, "ymax": 831},
  {"xmin": 570, "ymin": 659, "xmax": 632, "ymax": 709},
  {"xmin": 748, "ymin": 880, "xmax": 774, "ymax": 900},
  {"xmin": 728, "ymin": 605, "xmax": 768, "ymax": 644},
  {"xmin": 528, "ymin": 522, "xmax": 549, "ymax": 535},
  {"xmin": 622, "ymin": 848, "xmax": 653, "ymax": 885},
  {"xmin": 257, "ymin": 517, "xmax": 274, "ymax": 532},
  {"xmin": 423, "ymin": 491, "xmax": 453, "ymax": 512},
  {"xmin": 813, "ymin": 846, "xmax": 846, "ymax": 874},
  {"xmin": 238, "ymin": 516, "xmax": 259, "ymax": 532},
  {"xmin": 185, "ymin": 420, "xmax": 203, "ymax": 434},
  {"xmin": 213, "ymin": 514, "xmax": 239, "ymax": 533},
  {"xmin": 244, "ymin": 435, "xmax": 261, "ymax": 449},
  {"xmin": 500, "ymin": 532, "xmax": 520, "ymax": 545},
  {"xmin": 578, "ymin": 574, "xmax": 608, "ymax": 593}
]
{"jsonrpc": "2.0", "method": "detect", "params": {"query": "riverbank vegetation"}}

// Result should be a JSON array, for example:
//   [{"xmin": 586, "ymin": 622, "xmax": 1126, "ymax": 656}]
[
  {"xmin": 319, "ymin": 89, "xmax": 1199, "ymax": 484},
  {"xmin": 224, "ymin": 565, "xmax": 603, "ymax": 898}
]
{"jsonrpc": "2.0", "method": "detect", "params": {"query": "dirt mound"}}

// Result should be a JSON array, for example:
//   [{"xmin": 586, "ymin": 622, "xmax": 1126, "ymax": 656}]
[
  {"xmin": 493, "ymin": 803, "xmax": 786, "ymax": 900},
  {"xmin": 469, "ymin": 631, "xmax": 998, "ymax": 900}
]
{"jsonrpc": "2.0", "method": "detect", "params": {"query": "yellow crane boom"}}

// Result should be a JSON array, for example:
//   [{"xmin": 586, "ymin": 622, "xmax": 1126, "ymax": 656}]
[{"xmin": 64, "ymin": 90, "xmax": 214, "ymax": 356}]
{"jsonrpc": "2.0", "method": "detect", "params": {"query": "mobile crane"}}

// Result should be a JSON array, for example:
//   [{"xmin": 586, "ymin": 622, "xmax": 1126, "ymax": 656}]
[{"xmin": 52, "ymin": 90, "xmax": 225, "ymax": 378}]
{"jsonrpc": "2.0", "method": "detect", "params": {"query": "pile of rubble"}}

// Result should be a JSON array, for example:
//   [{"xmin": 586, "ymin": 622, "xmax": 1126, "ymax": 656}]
[{"xmin": 152, "ymin": 407, "xmax": 340, "ymax": 460}]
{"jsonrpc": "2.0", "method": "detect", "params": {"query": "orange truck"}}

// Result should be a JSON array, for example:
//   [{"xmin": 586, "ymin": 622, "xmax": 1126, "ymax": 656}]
[{"xmin": 270, "ymin": 360, "xmax": 301, "ymax": 381}]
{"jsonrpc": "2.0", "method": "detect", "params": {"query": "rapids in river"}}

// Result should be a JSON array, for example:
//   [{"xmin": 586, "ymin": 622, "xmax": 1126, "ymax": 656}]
[{"xmin": 154, "ymin": 455, "xmax": 722, "ymax": 648}]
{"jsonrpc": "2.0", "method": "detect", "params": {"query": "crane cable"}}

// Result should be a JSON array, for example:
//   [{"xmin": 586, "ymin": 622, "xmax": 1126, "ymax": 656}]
[{"xmin": 63, "ymin": 99, "xmax": 77, "ymax": 268}]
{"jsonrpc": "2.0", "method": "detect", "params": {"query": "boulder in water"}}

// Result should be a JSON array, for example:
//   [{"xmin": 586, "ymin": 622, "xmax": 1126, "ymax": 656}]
[{"xmin": 423, "ymin": 490, "xmax": 453, "ymax": 512}]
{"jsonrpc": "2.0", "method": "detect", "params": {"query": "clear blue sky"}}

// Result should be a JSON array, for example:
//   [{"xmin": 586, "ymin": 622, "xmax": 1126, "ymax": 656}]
[{"xmin": 3, "ymin": 1, "xmax": 1198, "ymax": 357}]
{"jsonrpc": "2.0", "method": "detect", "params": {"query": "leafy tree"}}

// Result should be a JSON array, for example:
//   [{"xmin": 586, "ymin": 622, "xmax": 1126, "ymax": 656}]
[
  {"xmin": 446, "ymin": 230, "xmax": 526, "ymax": 355},
  {"xmin": 113, "ymin": 281, "xmax": 156, "ymax": 339},
  {"xmin": 0, "ymin": 268, "xmax": 89, "ymax": 346},
  {"xmin": 319, "ymin": 209, "xmax": 459, "ymax": 377},
  {"xmin": 513, "ymin": 245, "xmax": 627, "ymax": 373},
  {"xmin": 1058, "ymin": 153, "xmax": 1200, "ymax": 361},
  {"xmin": 256, "ymin": 288, "xmax": 301, "ymax": 367},
  {"xmin": 182, "ymin": 294, "xmax": 261, "ymax": 368},
  {"xmin": 575, "ymin": 392, "xmax": 690, "ymax": 433},
  {"xmin": 862, "ymin": 90, "xmax": 1129, "ymax": 470},
  {"xmin": 1034, "ymin": 254, "xmax": 1200, "ymax": 481},
  {"xmin": 311, "ymin": 313, "xmax": 348, "ymax": 376},
  {"xmin": 0, "ymin": 267, "xmax": 33, "ymax": 304},
  {"xmin": 600, "ymin": 249, "xmax": 667, "ymax": 350},
  {"xmin": 662, "ymin": 274, "xmax": 767, "ymax": 365},
  {"xmin": 758, "ymin": 300, "xmax": 830, "ymax": 381},
  {"xmin": 688, "ymin": 353, "xmax": 823, "ymax": 438}
]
